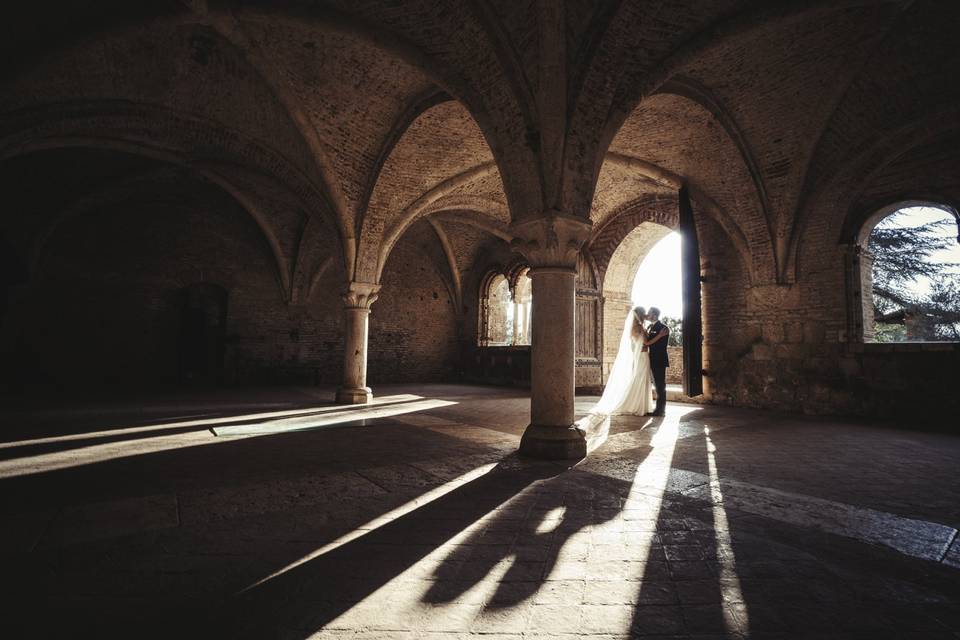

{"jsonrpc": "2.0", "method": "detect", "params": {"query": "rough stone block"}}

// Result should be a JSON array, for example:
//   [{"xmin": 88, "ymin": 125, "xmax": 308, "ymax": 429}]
[
  {"xmin": 786, "ymin": 321, "xmax": 805, "ymax": 343},
  {"xmin": 762, "ymin": 322, "xmax": 785, "ymax": 343},
  {"xmin": 751, "ymin": 343, "xmax": 773, "ymax": 361},
  {"xmin": 803, "ymin": 322, "xmax": 824, "ymax": 343}
]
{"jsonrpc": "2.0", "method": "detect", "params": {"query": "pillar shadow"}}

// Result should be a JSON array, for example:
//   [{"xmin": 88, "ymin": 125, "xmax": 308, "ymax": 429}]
[
  {"xmin": 1, "ymin": 423, "xmax": 529, "ymax": 638},
  {"xmin": 194, "ymin": 456, "xmax": 569, "ymax": 639},
  {"xmin": 625, "ymin": 409, "xmax": 741, "ymax": 638},
  {"xmin": 422, "ymin": 442, "xmax": 652, "ymax": 609}
]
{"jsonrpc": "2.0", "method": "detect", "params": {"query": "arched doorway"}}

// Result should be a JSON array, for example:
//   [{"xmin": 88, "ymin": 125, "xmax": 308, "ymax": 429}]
[{"xmin": 599, "ymin": 221, "xmax": 674, "ymax": 382}]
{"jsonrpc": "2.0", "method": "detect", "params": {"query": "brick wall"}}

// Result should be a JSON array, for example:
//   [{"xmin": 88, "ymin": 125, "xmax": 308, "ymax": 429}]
[
  {"xmin": 368, "ymin": 220, "xmax": 459, "ymax": 383},
  {"xmin": 1, "ymin": 182, "xmax": 345, "ymax": 391},
  {"xmin": 666, "ymin": 346, "xmax": 682, "ymax": 384}
]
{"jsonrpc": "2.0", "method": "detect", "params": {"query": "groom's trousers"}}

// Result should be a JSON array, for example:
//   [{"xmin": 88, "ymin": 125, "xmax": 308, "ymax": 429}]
[{"xmin": 652, "ymin": 366, "xmax": 667, "ymax": 414}]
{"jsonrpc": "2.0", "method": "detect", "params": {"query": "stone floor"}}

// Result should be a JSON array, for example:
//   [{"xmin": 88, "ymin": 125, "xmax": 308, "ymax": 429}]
[{"xmin": 1, "ymin": 384, "xmax": 958, "ymax": 639}]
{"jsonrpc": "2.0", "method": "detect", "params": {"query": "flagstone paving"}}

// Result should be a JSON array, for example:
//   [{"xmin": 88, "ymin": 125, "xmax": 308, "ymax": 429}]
[{"xmin": 2, "ymin": 384, "xmax": 959, "ymax": 639}]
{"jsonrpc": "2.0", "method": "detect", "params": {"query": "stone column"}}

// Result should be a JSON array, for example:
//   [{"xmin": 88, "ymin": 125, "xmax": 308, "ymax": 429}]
[
  {"xmin": 336, "ymin": 282, "xmax": 380, "ymax": 404},
  {"xmin": 512, "ymin": 293, "xmax": 520, "ymax": 344},
  {"xmin": 511, "ymin": 213, "xmax": 592, "ymax": 459},
  {"xmin": 843, "ymin": 244, "xmax": 874, "ymax": 342}
]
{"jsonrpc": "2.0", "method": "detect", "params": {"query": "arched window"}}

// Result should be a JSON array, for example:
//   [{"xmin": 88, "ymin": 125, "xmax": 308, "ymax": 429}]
[
  {"xmin": 857, "ymin": 202, "xmax": 960, "ymax": 342},
  {"xmin": 513, "ymin": 269, "xmax": 532, "ymax": 345},
  {"xmin": 479, "ymin": 269, "xmax": 532, "ymax": 346}
]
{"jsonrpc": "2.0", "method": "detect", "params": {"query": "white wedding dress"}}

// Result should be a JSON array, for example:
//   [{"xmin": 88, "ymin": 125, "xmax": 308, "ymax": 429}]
[{"xmin": 592, "ymin": 310, "xmax": 654, "ymax": 416}]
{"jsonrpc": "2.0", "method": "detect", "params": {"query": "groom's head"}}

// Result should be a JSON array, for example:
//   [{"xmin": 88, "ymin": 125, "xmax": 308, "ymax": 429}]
[{"xmin": 647, "ymin": 307, "xmax": 661, "ymax": 321}]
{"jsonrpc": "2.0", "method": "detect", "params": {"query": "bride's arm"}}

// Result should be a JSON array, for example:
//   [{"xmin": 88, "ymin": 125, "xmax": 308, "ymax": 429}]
[{"xmin": 643, "ymin": 326, "xmax": 669, "ymax": 346}]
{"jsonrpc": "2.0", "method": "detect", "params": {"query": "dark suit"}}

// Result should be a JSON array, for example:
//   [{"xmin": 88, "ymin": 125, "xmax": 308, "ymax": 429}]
[{"xmin": 648, "ymin": 320, "xmax": 669, "ymax": 414}]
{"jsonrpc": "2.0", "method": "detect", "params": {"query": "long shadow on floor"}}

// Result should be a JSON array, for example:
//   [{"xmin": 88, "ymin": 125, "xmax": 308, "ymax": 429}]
[
  {"xmin": 629, "ymin": 409, "xmax": 960, "ymax": 638},
  {"xmin": 3, "ymin": 423, "xmax": 522, "ymax": 637},
  {"xmin": 629, "ymin": 411, "xmax": 740, "ymax": 638},
  {"xmin": 197, "ymin": 456, "xmax": 586, "ymax": 638},
  {"xmin": 421, "ymin": 443, "xmax": 653, "ymax": 610}
]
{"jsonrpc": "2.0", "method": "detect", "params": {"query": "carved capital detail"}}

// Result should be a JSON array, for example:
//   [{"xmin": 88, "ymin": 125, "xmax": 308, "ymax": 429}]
[
  {"xmin": 509, "ymin": 212, "xmax": 592, "ymax": 269},
  {"xmin": 343, "ymin": 281, "xmax": 381, "ymax": 309}
]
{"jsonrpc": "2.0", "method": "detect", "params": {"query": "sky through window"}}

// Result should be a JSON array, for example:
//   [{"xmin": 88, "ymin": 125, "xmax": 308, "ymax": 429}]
[{"xmin": 631, "ymin": 231, "xmax": 682, "ymax": 318}]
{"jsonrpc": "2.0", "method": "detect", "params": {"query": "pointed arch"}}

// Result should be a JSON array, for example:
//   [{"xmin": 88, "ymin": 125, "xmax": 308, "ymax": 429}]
[
  {"xmin": 374, "ymin": 162, "xmax": 502, "ymax": 281},
  {"xmin": 0, "ymin": 103, "xmax": 339, "ymax": 300},
  {"xmin": 355, "ymin": 99, "xmax": 507, "ymax": 284},
  {"xmin": 599, "ymin": 153, "xmax": 758, "ymax": 284}
]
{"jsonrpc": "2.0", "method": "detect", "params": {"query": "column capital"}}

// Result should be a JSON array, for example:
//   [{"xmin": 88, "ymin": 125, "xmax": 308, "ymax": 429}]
[
  {"xmin": 509, "ymin": 212, "xmax": 592, "ymax": 270},
  {"xmin": 343, "ymin": 281, "xmax": 381, "ymax": 309}
]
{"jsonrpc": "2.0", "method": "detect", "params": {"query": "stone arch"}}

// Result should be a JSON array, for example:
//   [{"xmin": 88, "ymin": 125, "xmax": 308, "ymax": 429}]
[
  {"xmin": 25, "ymin": 165, "xmax": 179, "ymax": 277},
  {"xmin": 428, "ymin": 209, "xmax": 513, "ymax": 243},
  {"xmin": 2, "ymin": 139, "xmax": 294, "ymax": 299},
  {"xmin": 358, "ymin": 99, "xmax": 506, "ymax": 284},
  {"xmin": 0, "ymin": 103, "xmax": 345, "ymax": 300},
  {"xmin": 477, "ymin": 262, "xmax": 532, "ymax": 348},
  {"xmin": 563, "ymin": 0, "xmax": 881, "ymax": 224},
  {"xmin": 426, "ymin": 218, "xmax": 463, "ymax": 311},
  {"xmin": 593, "ymin": 91, "xmax": 770, "ymax": 283},
  {"xmin": 424, "ymin": 195, "xmax": 511, "ymax": 225},
  {"xmin": 359, "ymin": 90, "xmax": 455, "ymax": 237},
  {"xmin": 594, "ymin": 218, "xmax": 676, "ymax": 383},
  {"xmin": 657, "ymin": 76, "xmax": 774, "ymax": 250},
  {"xmin": 589, "ymin": 194, "xmax": 680, "ymax": 285},
  {"xmin": 368, "ymin": 217, "xmax": 462, "ymax": 382},
  {"xmin": 842, "ymin": 199, "xmax": 960, "ymax": 343},
  {"xmin": 586, "ymin": 195, "xmax": 682, "ymax": 382},
  {"xmin": 223, "ymin": 5, "xmax": 543, "ymax": 225},
  {"xmin": 847, "ymin": 199, "xmax": 960, "ymax": 249},
  {"xmin": 373, "ymin": 163, "xmax": 502, "ymax": 282},
  {"xmin": 791, "ymin": 102, "xmax": 960, "ymax": 282},
  {"xmin": 4, "ymin": 153, "xmax": 297, "ymax": 388}
]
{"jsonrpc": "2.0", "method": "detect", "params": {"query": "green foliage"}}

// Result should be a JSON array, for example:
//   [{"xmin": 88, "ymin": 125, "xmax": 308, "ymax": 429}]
[
  {"xmin": 928, "ymin": 278, "xmax": 960, "ymax": 340},
  {"xmin": 661, "ymin": 316, "xmax": 683, "ymax": 347},
  {"xmin": 869, "ymin": 214, "xmax": 952, "ymax": 302},
  {"xmin": 873, "ymin": 322, "xmax": 906, "ymax": 343},
  {"xmin": 869, "ymin": 210, "xmax": 960, "ymax": 341}
]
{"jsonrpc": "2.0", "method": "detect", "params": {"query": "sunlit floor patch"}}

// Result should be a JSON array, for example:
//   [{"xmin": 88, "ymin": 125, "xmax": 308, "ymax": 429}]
[
  {"xmin": 211, "ymin": 398, "xmax": 457, "ymax": 436},
  {"xmin": 703, "ymin": 426, "xmax": 749, "ymax": 635},
  {"xmin": 672, "ymin": 466, "xmax": 958, "ymax": 562},
  {"xmin": 590, "ymin": 453, "xmax": 958, "ymax": 563},
  {"xmin": 0, "ymin": 394, "xmax": 428, "ymax": 450},
  {"xmin": 0, "ymin": 395, "xmax": 455, "ymax": 478}
]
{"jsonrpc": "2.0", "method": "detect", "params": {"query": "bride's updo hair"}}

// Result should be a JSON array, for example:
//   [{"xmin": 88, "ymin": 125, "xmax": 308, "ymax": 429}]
[{"xmin": 630, "ymin": 306, "xmax": 646, "ymax": 340}]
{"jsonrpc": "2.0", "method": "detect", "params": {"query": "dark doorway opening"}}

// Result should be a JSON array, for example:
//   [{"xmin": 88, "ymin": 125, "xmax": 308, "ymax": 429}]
[{"xmin": 178, "ymin": 283, "xmax": 227, "ymax": 385}]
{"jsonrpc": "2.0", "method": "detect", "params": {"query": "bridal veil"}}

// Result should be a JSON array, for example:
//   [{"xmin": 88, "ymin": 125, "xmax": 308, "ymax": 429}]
[{"xmin": 592, "ymin": 307, "xmax": 642, "ymax": 414}]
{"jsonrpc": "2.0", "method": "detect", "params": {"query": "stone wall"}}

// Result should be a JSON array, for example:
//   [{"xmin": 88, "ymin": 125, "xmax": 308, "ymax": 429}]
[
  {"xmin": 368, "ymin": 220, "xmax": 460, "ymax": 383},
  {"xmin": 1, "ymin": 183, "xmax": 345, "ymax": 391},
  {"xmin": 692, "ymin": 197, "xmax": 960, "ymax": 419},
  {"xmin": 666, "ymin": 346, "xmax": 682, "ymax": 385},
  {"xmin": 3, "ymin": 2, "xmax": 958, "ymax": 420}
]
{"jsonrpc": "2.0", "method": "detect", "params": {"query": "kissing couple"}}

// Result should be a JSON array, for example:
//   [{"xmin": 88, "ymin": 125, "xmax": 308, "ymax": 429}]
[{"xmin": 593, "ymin": 306, "xmax": 669, "ymax": 417}]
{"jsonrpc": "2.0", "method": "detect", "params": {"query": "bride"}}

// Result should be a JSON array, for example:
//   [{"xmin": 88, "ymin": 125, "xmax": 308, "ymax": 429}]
[{"xmin": 592, "ymin": 306, "xmax": 654, "ymax": 416}]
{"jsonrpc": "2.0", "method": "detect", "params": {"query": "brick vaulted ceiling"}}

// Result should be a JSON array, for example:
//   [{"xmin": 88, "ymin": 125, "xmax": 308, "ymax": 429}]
[{"xmin": 2, "ymin": 0, "xmax": 958, "ymax": 291}]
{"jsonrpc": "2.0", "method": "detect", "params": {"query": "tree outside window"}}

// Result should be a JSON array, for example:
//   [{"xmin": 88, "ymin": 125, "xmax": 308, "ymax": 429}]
[{"xmin": 867, "ymin": 205, "xmax": 960, "ymax": 342}]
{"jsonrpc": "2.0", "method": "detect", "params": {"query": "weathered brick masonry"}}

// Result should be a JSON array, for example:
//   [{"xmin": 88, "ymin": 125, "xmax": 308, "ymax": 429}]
[{"xmin": 1, "ymin": 1, "xmax": 957, "ymax": 419}]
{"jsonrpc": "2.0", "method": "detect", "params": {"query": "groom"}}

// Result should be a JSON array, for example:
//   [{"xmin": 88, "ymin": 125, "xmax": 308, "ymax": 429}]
[{"xmin": 645, "ymin": 307, "xmax": 669, "ymax": 416}]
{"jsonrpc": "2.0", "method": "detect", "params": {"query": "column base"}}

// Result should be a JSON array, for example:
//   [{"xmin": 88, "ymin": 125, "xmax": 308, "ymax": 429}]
[
  {"xmin": 335, "ymin": 387, "xmax": 373, "ymax": 404},
  {"xmin": 519, "ymin": 424, "xmax": 589, "ymax": 460},
  {"xmin": 519, "ymin": 413, "xmax": 612, "ymax": 460}
]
